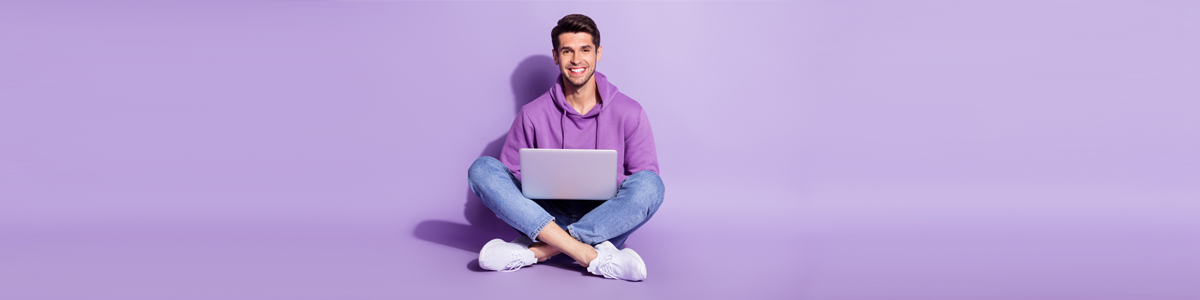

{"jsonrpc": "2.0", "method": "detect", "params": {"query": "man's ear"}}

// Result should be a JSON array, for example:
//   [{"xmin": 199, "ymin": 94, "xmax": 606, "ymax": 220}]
[
  {"xmin": 551, "ymin": 49, "xmax": 560, "ymax": 65},
  {"xmin": 596, "ymin": 45, "xmax": 603, "ymax": 62}
]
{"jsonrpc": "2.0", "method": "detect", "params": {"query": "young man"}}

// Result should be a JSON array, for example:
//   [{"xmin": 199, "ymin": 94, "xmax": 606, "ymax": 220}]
[{"xmin": 467, "ymin": 14, "xmax": 663, "ymax": 281}]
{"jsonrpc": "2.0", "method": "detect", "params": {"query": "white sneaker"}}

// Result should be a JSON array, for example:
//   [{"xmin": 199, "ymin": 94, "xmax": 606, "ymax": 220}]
[
  {"xmin": 587, "ymin": 241, "xmax": 647, "ymax": 281},
  {"xmin": 478, "ymin": 237, "xmax": 536, "ymax": 272}
]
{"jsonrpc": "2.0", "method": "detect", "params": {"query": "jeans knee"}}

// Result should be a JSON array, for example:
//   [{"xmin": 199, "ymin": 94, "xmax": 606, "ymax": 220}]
[
  {"xmin": 642, "ymin": 170, "xmax": 665, "ymax": 195},
  {"xmin": 468, "ymin": 156, "xmax": 503, "ymax": 181},
  {"xmin": 625, "ymin": 170, "xmax": 665, "ymax": 209}
]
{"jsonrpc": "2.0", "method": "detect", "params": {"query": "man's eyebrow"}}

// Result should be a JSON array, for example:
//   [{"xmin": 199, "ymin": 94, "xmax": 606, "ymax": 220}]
[{"xmin": 558, "ymin": 45, "xmax": 594, "ymax": 51}]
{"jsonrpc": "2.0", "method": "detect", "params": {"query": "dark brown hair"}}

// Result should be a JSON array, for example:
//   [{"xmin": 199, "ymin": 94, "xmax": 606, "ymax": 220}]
[{"xmin": 551, "ymin": 14, "xmax": 600, "ymax": 50}]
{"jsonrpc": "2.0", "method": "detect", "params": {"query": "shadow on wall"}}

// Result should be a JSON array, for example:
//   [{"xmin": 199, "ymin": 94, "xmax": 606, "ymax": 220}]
[{"xmin": 413, "ymin": 55, "xmax": 559, "ymax": 254}]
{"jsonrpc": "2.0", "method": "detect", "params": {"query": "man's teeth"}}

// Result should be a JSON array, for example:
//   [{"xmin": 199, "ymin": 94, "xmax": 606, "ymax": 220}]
[{"xmin": 570, "ymin": 68, "xmax": 585, "ymax": 72}]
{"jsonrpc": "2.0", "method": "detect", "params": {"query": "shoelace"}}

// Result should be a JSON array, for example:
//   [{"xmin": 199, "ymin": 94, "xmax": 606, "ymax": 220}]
[
  {"xmin": 596, "ymin": 254, "xmax": 619, "ymax": 279},
  {"xmin": 501, "ymin": 252, "xmax": 526, "ymax": 273}
]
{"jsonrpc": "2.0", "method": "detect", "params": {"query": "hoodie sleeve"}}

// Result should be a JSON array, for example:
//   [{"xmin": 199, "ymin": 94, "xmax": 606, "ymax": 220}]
[
  {"xmin": 623, "ymin": 108, "xmax": 660, "ymax": 176},
  {"xmin": 500, "ymin": 108, "xmax": 535, "ymax": 180}
]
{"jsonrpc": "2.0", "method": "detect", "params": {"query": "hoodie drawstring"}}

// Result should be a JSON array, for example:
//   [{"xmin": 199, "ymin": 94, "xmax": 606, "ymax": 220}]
[
  {"xmin": 560, "ymin": 111, "xmax": 565, "ymax": 149},
  {"xmin": 559, "ymin": 102, "xmax": 601, "ymax": 150}
]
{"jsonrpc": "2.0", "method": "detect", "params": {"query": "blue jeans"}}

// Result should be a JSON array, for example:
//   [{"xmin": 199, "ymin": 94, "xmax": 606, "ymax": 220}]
[{"xmin": 468, "ymin": 156, "xmax": 664, "ymax": 248}]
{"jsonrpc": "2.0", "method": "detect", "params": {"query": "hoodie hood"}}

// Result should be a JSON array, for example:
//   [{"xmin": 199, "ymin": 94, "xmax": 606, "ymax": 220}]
[
  {"xmin": 547, "ymin": 71, "xmax": 620, "ymax": 150},
  {"xmin": 549, "ymin": 71, "xmax": 619, "ymax": 118}
]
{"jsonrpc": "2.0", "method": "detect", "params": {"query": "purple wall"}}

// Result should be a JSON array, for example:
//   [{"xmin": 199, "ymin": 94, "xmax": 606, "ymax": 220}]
[{"xmin": 2, "ymin": 1, "xmax": 1197, "ymax": 299}]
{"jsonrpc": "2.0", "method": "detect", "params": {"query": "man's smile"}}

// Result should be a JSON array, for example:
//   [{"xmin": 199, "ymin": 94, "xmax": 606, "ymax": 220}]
[{"xmin": 568, "ymin": 67, "xmax": 587, "ymax": 75}]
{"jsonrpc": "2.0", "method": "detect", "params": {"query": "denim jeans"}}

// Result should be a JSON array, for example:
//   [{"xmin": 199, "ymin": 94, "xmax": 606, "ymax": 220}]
[{"xmin": 468, "ymin": 156, "xmax": 663, "ymax": 248}]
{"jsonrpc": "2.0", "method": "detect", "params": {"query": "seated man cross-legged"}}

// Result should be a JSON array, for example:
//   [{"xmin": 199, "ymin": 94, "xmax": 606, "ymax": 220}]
[{"xmin": 466, "ymin": 14, "xmax": 664, "ymax": 281}]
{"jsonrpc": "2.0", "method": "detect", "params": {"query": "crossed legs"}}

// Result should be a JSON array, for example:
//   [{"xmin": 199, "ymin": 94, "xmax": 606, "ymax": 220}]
[
  {"xmin": 530, "ymin": 222, "xmax": 595, "ymax": 266},
  {"xmin": 467, "ymin": 156, "xmax": 664, "ymax": 269}
]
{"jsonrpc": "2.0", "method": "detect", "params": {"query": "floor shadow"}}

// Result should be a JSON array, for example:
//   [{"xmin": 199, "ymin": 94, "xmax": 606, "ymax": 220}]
[
  {"xmin": 540, "ymin": 254, "xmax": 586, "ymax": 271},
  {"xmin": 466, "ymin": 259, "xmax": 487, "ymax": 272},
  {"xmin": 414, "ymin": 55, "xmax": 559, "ymax": 260},
  {"xmin": 413, "ymin": 220, "xmax": 503, "ymax": 253},
  {"xmin": 540, "ymin": 256, "xmax": 609, "ymax": 278}
]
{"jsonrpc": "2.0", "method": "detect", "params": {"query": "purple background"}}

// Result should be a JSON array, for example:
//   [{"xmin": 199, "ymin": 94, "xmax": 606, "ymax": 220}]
[{"xmin": 2, "ymin": 1, "xmax": 1197, "ymax": 299}]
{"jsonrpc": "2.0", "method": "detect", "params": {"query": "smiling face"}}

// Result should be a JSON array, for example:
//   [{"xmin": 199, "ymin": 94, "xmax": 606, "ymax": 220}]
[{"xmin": 553, "ymin": 32, "xmax": 603, "ymax": 89}]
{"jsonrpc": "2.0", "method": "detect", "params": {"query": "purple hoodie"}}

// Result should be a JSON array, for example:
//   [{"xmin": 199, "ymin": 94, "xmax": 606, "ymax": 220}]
[{"xmin": 500, "ymin": 72, "xmax": 659, "ymax": 183}]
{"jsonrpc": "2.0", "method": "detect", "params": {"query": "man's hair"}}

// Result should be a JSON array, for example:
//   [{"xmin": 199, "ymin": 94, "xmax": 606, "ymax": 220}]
[{"xmin": 551, "ymin": 14, "xmax": 600, "ymax": 50}]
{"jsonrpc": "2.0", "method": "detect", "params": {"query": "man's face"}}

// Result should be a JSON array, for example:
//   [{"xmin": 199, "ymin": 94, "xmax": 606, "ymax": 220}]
[{"xmin": 553, "ymin": 32, "xmax": 603, "ymax": 89}]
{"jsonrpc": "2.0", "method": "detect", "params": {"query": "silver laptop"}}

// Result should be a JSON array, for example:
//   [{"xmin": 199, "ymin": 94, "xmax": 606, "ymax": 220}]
[{"xmin": 519, "ymin": 148, "xmax": 619, "ymax": 200}]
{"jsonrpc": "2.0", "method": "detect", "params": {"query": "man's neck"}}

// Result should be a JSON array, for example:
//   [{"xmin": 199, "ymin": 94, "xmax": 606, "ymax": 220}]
[{"xmin": 562, "ymin": 77, "xmax": 599, "ymax": 115}]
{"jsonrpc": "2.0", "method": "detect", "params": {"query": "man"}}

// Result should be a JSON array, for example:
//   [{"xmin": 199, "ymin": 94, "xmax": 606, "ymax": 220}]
[{"xmin": 467, "ymin": 14, "xmax": 663, "ymax": 281}]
